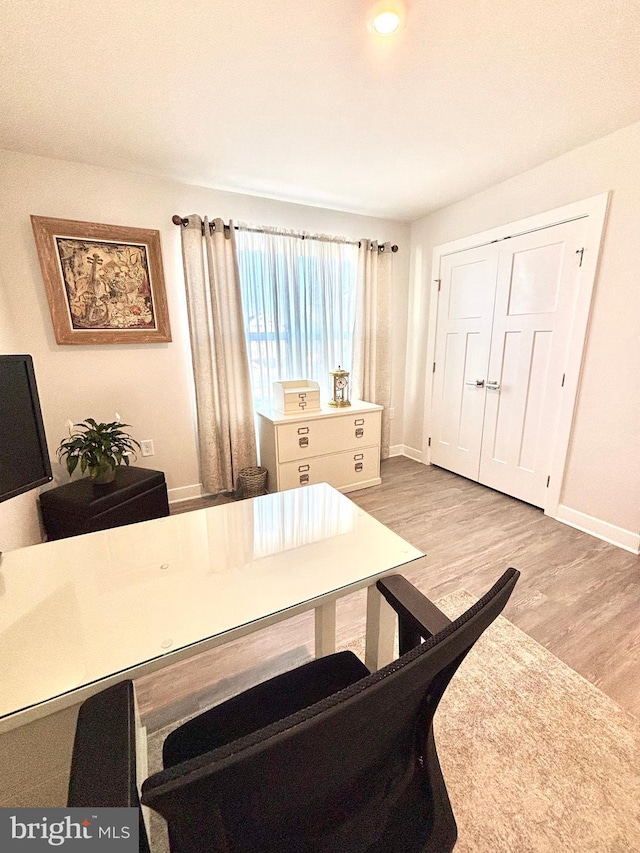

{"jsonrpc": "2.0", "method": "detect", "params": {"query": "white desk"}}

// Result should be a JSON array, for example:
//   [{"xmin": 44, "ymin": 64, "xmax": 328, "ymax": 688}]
[{"xmin": 0, "ymin": 484, "xmax": 422, "ymax": 806}]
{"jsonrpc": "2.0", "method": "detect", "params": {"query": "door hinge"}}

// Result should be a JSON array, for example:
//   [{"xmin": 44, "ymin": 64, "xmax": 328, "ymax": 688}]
[
  {"xmin": 561, "ymin": 373, "xmax": 565, "ymax": 387},
  {"xmin": 432, "ymin": 362, "xmax": 436, "ymax": 373},
  {"xmin": 576, "ymin": 247, "xmax": 585, "ymax": 266},
  {"xmin": 546, "ymin": 475, "xmax": 551, "ymax": 487},
  {"xmin": 428, "ymin": 437, "xmax": 432, "ymax": 447},
  {"xmin": 435, "ymin": 278, "xmax": 441, "ymax": 291}
]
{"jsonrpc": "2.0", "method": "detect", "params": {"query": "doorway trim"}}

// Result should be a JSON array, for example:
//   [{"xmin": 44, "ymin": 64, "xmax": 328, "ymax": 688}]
[{"xmin": 421, "ymin": 192, "xmax": 609, "ymax": 518}]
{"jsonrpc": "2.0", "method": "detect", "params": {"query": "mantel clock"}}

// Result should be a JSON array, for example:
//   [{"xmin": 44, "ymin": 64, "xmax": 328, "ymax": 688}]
[{"xmin": 329, "ymin": 366, "xmax": 351, "ymax": 408}]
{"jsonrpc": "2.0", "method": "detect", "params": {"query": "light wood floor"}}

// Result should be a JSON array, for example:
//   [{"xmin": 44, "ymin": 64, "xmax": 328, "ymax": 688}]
[{"xmin": 136, "ymin": 457, "xmax": 640, "ymax": 732}]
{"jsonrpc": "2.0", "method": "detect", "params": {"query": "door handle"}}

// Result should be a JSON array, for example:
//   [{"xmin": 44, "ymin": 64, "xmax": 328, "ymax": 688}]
[
  {"xmin": 465, "ymin": 379, "xmax": 485, "ymax": 387},
  {"xmin": 486, "ymin": 381, "xmax": 501, "ymax": 390}
]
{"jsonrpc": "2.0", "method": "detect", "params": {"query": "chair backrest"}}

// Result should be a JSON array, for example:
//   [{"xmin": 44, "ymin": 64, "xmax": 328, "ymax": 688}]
[
  {"xmin": 141, "ymin": 569, "xmax": 519, "ymax": 853},
  {"xmin": 68, "ymin": 680, "xmax": 150, "ymax": 853}
]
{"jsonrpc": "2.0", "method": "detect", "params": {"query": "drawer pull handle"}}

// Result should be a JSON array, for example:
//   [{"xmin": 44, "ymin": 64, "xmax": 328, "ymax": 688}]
[
  {"xmin": 298, "ymin": 464, "xmax": 310, "ymax": 472},
  {"xmin": 354, "ymin": 418, "xmax": 365, "ymax": 425},
  {"xmin": 299, "ymin": 474, "xmax": 310, "ymax": 484},
  {"xmin": 299, "ymin": 437, "xmax": 309, "ymax": 448},
  {"xmin": 297, "ymin": 427, "xmax": 310, "ymax": 435},
  {"xmin": 298, "ymin": 393, "xmax": 307, "ymax": 399},
  {"xmin": 354, "ymin": 453, "xmax": 364, "ymax": 460},
  {"xmin": 355, "ymin": 428, "xmax": 364, "ymax": 438},
  {"xmin": 355, "ymin": 463, "xmax": 364, "ymax": 473}
]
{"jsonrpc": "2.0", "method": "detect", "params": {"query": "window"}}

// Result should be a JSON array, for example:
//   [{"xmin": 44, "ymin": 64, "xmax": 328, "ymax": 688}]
[{"xmin": 236, "ymin": 227, "xmax": 358, "ymax": 410}]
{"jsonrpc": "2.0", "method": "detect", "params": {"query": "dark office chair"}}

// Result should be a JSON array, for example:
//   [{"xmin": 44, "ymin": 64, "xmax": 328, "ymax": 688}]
[{"xmin": 138, "ymin": 567, "xmax": 519, "ymax": 853}]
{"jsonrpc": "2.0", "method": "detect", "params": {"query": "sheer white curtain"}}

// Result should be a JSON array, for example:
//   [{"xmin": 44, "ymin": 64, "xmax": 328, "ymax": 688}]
[
  {"xmin": 235, "ymin": 226, "xmax": 358, "ymax": 408},
  {"xmin": 179, "ymin": 215, "xmax": 257, "ymax": 494},
  {"xmin": 352, "ymin": 241, "xmax": 392, "ymax": 458}
]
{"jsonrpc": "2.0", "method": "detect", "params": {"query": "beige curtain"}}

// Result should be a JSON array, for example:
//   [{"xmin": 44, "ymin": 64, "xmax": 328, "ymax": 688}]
[
  {"xmin": 352, "ymin": 240, "xmax": 392, "ymax": 459},
  {"xmin": 179, "ymin": 215, "xmax": 257, "ymax": 494}
]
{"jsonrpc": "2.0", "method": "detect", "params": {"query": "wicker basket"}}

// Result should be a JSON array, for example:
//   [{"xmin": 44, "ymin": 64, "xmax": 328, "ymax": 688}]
[{"xmin": 237, "ymin": 466, "xmax": 268, "ymax": 499}]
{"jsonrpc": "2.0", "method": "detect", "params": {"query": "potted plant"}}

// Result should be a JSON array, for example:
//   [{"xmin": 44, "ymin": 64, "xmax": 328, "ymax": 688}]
[{"xmin": 57, "ymin": 416, "xmax": 141, "ymax": 484}]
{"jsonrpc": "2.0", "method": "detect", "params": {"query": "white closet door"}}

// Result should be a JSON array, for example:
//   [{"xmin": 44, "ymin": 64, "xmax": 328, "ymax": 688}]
[
  {"xmin": 479, "ymin": 218, "xmax": 588, "ymax": 507},
  {"xmin": 430, "ymin": 245, "xmax": 498, "ymax": 479}
]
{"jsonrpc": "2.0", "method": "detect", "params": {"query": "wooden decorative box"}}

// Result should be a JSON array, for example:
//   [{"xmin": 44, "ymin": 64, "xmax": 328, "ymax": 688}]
[{"xmin": 272, "ymin": 379, "xmax": 321, "ymax": 414}]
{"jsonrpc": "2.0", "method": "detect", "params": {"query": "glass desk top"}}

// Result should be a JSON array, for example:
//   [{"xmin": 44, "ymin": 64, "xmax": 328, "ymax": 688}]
[{"xmin": 0, "ymin": 484, "xmax": 423, "ymax": 724}]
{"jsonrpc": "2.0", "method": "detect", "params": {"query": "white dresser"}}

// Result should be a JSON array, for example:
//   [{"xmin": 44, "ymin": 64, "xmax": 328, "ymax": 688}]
[{"xmin": 257, "ymin": 400, "xmax": 383, "ymax": 493}]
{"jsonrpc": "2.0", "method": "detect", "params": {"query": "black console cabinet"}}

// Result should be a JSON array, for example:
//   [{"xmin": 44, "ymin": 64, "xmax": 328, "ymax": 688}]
[{"xmin": 40, "ymin": 466, "xmax": 170, "ymax": 541}]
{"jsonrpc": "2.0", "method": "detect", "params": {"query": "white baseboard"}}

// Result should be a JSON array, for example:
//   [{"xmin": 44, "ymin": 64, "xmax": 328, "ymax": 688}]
[
  {"xmin": 554, "ymin": 505, "xmax": 640, "ymax": 554},
  {"xmin": 167, "ymin": 483, "xmax": 203, "ymax": 504},
  {"xmin": 388, "ymin": 444, "xmax": 424, "ymax": 463}
]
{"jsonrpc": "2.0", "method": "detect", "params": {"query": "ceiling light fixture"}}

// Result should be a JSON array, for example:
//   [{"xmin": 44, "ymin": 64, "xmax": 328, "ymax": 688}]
[
  {"xmin": 373, "ymin": 10, "xmax": 401, "ymax": 35},
  {"xmin": 368, "ymin": 1, "xmax": 405, "ymax": 36}
]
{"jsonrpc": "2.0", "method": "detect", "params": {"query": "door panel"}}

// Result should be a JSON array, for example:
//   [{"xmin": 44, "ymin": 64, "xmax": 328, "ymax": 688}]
[
  {"xmin": 440, "ymin": 331, "xmax": 483, "ymax": 452},
  {"xmin": 430, "ymin": 246, "xmax": 498, "ymax": 480},
  {"xmin": 508, "ymin": 243, "xmax": 563, "ymax": 315},
  {"xmin": 519, "ymin": 330, "xmax": 553, "ymax": 471},
  {"xmin": 490, "ymin": 330, "xmax": 522, "ymax": 464},
  {"xmin": 479, "ymin": 219, "xmax": 588, "ymax": 507}
]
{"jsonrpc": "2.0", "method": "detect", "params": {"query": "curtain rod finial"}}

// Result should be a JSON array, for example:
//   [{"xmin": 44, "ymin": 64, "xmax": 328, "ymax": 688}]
[{"xmin": 172, "ymin": 215, "xmax": 187, "ymax": 226}]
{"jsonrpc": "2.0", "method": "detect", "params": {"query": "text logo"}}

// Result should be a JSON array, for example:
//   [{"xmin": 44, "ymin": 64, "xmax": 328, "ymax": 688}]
[{"xmin": 0, "ymin": 809, "xmax": 138, "ymax": 851}]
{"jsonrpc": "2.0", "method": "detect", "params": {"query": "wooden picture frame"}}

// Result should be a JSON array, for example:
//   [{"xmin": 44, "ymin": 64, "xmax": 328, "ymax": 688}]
[{"xmin": 31, "ymin": 216, "xmax": 172, "ymax": 345}]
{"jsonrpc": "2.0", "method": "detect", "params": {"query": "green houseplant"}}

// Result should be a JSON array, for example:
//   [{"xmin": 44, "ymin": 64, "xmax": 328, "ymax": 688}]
[{"xmin": 57, "ymin": 417, "xmax": 141, "ymax": 484}]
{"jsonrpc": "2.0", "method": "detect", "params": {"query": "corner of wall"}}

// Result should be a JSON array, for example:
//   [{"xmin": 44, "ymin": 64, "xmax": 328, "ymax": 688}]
[{"xmin": 0, "ymin": 491, "xmax": 44, "ymax": 552}]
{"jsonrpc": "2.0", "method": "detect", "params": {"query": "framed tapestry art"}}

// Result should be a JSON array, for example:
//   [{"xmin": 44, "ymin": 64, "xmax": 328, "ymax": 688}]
[{"xmin": 31, "ymin": 216, "xmax": 172, "ymax": 344}]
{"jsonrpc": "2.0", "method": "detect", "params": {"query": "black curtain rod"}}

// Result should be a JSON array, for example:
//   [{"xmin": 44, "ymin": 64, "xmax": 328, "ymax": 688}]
[{"xmin": 172, "ymin": 215, "xmax": 398, "ymax": 252}]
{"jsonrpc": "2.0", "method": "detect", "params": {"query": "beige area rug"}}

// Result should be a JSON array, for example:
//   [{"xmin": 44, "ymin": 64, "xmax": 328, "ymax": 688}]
[{"xmin": 145, "ymin": 590, "xmax": 640, "ymax": 852}]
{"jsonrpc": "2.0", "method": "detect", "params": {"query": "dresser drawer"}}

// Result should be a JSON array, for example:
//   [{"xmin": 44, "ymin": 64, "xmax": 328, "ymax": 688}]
[
  {"xmin": 276, "ymin": 410, "xmax": 382, "ymax": 463},
  {"xmin": 278, "ymin": 446, "xmax": 380, "ymax": 491}
]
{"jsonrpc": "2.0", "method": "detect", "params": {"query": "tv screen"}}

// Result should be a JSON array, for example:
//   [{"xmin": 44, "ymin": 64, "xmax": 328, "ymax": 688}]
[{"xmin": 0, "ymin": 355, "xmax": 53, "ymax": 503}]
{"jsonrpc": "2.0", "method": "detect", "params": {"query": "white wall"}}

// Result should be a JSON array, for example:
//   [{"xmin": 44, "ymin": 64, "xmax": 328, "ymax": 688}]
[
  {"xmin": 0, "ymin": 149, "xmax": 410, "ymax": 550},
  {"xmin": 406, "ymin": 121, "xmax": 640, "ymax": 538}
]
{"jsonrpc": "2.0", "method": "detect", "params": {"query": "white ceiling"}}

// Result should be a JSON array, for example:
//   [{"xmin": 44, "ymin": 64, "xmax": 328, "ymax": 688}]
[{"xmin": 1, "ymin": 0, "xmax": 640, "ymax": 221}]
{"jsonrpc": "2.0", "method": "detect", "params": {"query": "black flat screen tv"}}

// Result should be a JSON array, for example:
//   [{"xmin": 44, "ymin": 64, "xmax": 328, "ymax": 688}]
[{"xmin": 0, "ymin": 354, "xmax": 53, "ymax": 503}]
